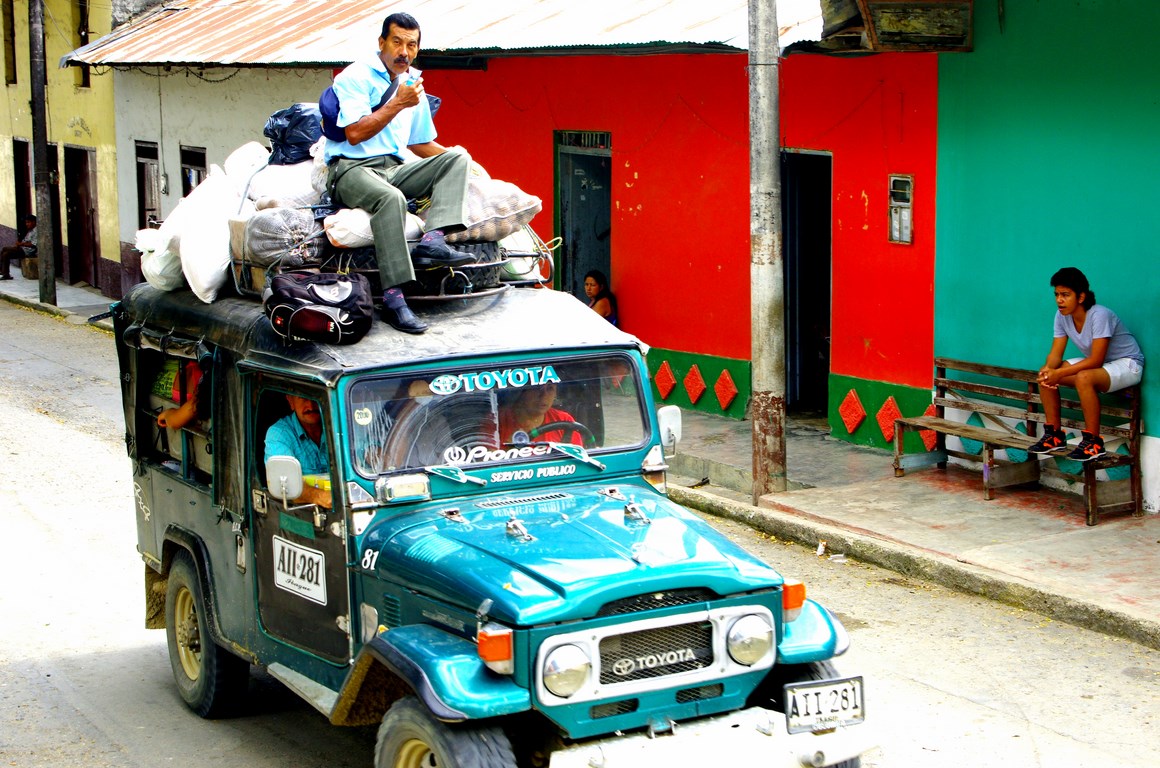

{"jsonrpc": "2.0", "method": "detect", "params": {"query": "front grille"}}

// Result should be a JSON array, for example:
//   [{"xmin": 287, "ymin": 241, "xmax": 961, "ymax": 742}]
[
  {"xmin": 676, "ymin": 683, "xmax": 724, "ymax": 703},
  {"xmin": 598, "ymin": 621, "xmax": 713, "ymax": 684},
  {"xmin": 596, "ymin": 588, "xmax": 716, "ymax": 617},
  {"xmin": 590, "ymin": 699, "xmax": 639, "ymax": 719}
]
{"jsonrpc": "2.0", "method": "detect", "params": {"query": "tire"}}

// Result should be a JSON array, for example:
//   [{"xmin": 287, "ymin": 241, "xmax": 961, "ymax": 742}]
[
  {"xmin": 375, "ymin": 696, "xmax": 517, "ymax": 768},
  {"xmin": 164, "ymin": 550, "xmax": 249, "ymax": 718},
  {"xmin": 767, "ymin": 660, "xmax": 861, "ymax": 768}
]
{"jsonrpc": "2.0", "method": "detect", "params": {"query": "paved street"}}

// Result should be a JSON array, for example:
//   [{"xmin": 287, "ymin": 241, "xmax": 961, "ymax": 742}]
[{"xmin": 1, "ymin": 300, "xmax": 1157, "ymax": 767}]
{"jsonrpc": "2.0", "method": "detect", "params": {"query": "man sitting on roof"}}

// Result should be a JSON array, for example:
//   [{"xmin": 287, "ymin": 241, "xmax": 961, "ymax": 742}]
[{"xmin": 324, "ymin": 12, "xmax": 472, "ymax": 336}]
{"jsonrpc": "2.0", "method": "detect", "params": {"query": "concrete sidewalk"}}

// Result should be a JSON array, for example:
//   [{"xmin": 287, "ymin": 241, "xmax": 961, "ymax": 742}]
[
  {"xmin": 4, "ymin": 273, "xmax": 1158, "ymax": 650},
  {"xmin": 670, "ymin": 408, "xmax": 1160, "ymax": 651}
]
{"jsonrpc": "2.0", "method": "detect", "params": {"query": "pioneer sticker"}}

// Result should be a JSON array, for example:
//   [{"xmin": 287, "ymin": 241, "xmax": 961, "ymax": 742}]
[{"xmin": 429, "ymin": 365, "xmax": 561, "ymax": 396}]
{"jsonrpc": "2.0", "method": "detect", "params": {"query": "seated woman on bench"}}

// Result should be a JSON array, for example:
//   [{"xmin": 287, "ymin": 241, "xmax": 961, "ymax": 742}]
[{"xmin": 1029, "ymin": 267, "xmax": 1144, "ymax": 462}]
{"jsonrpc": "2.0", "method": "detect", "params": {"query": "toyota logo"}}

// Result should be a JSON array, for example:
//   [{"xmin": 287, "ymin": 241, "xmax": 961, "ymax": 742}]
[
  {"xmin": 611, "ymin": 658, "xmax": 636, "ymax": 676},
  {"xmin": 429, "ymin": 375, "xmax": 462, "ymax": 395}
]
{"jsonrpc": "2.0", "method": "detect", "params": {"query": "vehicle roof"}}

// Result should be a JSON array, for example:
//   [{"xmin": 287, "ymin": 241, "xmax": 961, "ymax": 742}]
[{"xmin": 119, "ymin": 284, "xmax": 643, "ymax": 386}]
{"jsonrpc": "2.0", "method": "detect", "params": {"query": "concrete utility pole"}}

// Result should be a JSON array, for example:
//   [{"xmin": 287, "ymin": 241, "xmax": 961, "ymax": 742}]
[
  {"xmin": 748, "ymin": 0, "xmax": 786, "ymax": 502},
  {"xmin": 29, "ymin": 0, "xmax": 57, "ymax": 306}
]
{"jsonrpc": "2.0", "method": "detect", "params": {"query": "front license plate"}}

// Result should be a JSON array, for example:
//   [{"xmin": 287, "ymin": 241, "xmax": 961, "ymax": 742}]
[
  {"xmin": 784, "ymin": 676, "xmax": 864, "ymax": 734},
  {"xmin": 272, "ymin": 535, "xmax": 327, "ymax": 605}
]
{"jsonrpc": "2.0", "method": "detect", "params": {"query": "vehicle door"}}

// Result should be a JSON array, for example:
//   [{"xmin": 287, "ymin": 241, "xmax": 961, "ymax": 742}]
[{"xmin": 249, "ymin": 379, "xmax": 351, "ymax": 664}]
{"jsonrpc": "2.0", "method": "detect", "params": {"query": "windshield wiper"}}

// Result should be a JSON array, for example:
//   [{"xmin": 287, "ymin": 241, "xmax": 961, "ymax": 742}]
[
  {"xmin": 538, "ymin": 441, "xmax": 606, "ymax": 471},
  {"xmin": 423, "ymin": 464, "xmax": 488, "ymax": 486}
]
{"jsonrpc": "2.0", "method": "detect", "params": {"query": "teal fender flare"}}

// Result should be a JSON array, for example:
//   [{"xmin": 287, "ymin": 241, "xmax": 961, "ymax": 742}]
[
  {"xmin": 777, "ymin": 599, "xmax": 851, "ymax": 665},
  {"xmin": 366, "ymin": 624, "xmax": 530, "ymax": 722}
]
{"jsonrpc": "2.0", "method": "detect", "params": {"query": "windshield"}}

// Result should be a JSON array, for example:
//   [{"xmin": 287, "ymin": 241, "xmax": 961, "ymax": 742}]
[{"xmin": 347, "ymin": 354, "xmax": 647, "ymax": 477}]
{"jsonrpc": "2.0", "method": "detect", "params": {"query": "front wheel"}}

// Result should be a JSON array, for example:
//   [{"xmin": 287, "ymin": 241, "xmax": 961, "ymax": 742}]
[
  {"xmin": 375, "ymin": 696, "xmax": 517, "ymax": 768},
  {"xmin": 767, "ymin": 660, "xmax": 861, "ymax": 768},
  {"xmin": 165, "ymin": 550, "xmax": 249, "ymax": 718}
]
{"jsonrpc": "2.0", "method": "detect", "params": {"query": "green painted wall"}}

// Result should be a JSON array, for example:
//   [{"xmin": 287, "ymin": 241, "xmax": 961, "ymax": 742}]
[
  {"xmin": 936, "ymin": 0, "xmax": 1159, "ymax": 434},
  {"xmin": 827, "ymin": 374, "xmax": 932, "ymax": 451},
  {"xmin": 646, "ymin": 348, "xmax": 751, "ymax": 420}
]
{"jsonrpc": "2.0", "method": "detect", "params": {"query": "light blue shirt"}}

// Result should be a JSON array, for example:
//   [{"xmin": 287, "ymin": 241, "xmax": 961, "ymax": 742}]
[
  {"xmin": 265, "ymin": 413, "xmax": 330, "ymax": 475},
  {"xmin": 322, "ymin": 55, "xmax": 436, "ymax": 163},
  {"xmin": 1053, "ymin": 304, "xmax": 1144, "ymax": 365}
]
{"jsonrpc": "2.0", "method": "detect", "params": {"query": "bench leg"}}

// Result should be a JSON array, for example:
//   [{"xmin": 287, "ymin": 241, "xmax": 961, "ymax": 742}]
[
  {"xmin": 893, "ymin": 422, "xmax": 906, "ymax": 477},
  {"xmin": 1084, "ymin": 463, "xmax": 1099, "ymax": 526}
]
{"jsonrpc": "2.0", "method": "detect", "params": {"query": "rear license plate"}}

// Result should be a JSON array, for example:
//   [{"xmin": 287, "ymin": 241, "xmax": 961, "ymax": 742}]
[
  {"xmin": 272, "ymin": 535, "xmax": 327, "ymax": 605},
  {"xmin": 784, "ymin": 676, "xmax": 864, "ymax": 734}
]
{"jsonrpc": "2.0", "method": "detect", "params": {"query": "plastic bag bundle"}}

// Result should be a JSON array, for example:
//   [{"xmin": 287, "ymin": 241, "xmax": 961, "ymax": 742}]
[
  {"xmin": 263, "ymin": 103, "xmax": 323, "ymax": 165},
  {"xmin": 177, "ymin": 166, "xmax": 243, "ymax": 303},
  {"xmin": 137, "ymin": 227, "xmax": 185, "ymax": 292},
  {"xmin": 243, "ymin": 207, "xmax": 324, "ymax": 267}
]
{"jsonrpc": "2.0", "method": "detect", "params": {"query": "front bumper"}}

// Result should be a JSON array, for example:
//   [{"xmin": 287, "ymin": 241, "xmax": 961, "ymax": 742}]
[{"xmin": 548, "ymin": 706, "xmax": 873, "ymax": 768}]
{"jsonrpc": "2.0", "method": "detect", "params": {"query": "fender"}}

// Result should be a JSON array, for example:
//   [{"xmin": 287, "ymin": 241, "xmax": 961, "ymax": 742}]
[
  {"xmin": 365, "ymin": 624, "xmax": 530, "ymax": 722},
  {"xmin": 776, "ymin": 599, "xmax": 851, "ymax": 665}
]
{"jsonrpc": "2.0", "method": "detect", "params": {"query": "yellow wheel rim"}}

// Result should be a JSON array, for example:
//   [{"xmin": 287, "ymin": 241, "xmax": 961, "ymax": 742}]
[
  {"xmin": 173, "ymin": 585, "xmax": 201, "ymax": 681},
  {"xmin": 394, "ymin": 738, "xmax": 438, "ymax": 768}
]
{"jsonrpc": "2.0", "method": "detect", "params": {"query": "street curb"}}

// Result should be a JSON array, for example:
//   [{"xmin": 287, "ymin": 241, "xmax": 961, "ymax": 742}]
[
  {"xmin": 1, "ymin": 291, "xmax": 71, "ymax": 319},
  {"xmin": 1, "ymin": 291, "xmax": 115, "ymax": 331},
  {"xmin": 672, "ymin": 483, "xmax": 1160, "ymax": 652}
]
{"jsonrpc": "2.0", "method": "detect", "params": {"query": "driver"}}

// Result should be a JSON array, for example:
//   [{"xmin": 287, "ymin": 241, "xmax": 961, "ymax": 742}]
[{"xmin": 496, "ymin": 381, "xmax": 583, "ymax": 446}]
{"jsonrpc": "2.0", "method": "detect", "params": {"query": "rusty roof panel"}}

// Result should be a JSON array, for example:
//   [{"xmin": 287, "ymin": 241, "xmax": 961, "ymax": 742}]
[{"xmin": 64, "ymin": 0, "xmax": 824, "ymax": 67}]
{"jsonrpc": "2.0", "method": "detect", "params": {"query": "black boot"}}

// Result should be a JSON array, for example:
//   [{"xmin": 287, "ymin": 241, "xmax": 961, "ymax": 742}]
[{"xmin": 381, "ymin": 289, "xmax": 427, "ymax": 334}]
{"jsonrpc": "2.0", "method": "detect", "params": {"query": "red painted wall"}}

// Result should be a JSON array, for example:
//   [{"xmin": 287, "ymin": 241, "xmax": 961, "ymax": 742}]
[
  {"xmin": 431, "ymin": 54, "xmax": 752, "ymax": 359},
  {"xmin": 781, "ymin": 53, "xmax": 938, "ymax": 388},
  {"xmin": 432, "ymin": 51, "xmax": 938, "ymax": 388}
]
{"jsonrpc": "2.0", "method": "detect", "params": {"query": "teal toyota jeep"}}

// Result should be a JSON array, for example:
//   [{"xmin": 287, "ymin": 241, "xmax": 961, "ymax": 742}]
[{"xmin": 113, "ymin": 284, "xmax": 871, "ymax": 767}]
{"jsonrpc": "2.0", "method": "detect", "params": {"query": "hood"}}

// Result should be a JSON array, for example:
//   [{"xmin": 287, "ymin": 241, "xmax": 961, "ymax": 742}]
[{"xmin": 361, "ymin": 481, "xmax": 782, "ymax": 625}]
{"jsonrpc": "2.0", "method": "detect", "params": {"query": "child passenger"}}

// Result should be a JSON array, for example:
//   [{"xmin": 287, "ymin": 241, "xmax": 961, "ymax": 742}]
[{"xmin": 1028, "ymin": 267, "xmax": 1144, "ymax": 461}]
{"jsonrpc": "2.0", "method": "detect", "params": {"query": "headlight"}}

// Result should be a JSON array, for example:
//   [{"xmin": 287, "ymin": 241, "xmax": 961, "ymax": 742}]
[
  {"xmin": 542, "ymin": 644, "xmax": 591, "ymax": 698},
  {"xmin": 727, "ymin": 614, "xmax": 773, "ymax": 666}
]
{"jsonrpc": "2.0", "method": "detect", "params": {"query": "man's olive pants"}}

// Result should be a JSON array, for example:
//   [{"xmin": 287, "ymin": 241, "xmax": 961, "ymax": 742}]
[{"xmin": 328, "ymin": 150, "xmax": 471, "ymax": 289}]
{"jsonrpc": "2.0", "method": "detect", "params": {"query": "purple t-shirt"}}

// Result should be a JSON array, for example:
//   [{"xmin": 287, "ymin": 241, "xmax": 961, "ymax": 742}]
[{"xmin": 1053, "ymin": 304, "xmax": 1144, "ymax": 365}]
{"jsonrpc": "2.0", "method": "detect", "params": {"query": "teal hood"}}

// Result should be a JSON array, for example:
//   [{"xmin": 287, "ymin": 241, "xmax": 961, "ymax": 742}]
[{"xmin": 361, "ymin": 481, "xmax": 783, "ymax": 625}]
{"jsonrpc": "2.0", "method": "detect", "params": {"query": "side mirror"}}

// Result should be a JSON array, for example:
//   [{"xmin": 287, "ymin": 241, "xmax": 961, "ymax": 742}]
[
  {"xmin": 656, "ymin": 405, "xmax": 682, "ymax": 457},
  {"xmin": 266, "ymin": 456, "xmax": 304, "ymax": 505}
]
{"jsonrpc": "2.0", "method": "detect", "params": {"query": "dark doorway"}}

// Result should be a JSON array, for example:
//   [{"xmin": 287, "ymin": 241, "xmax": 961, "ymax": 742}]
[
  {"xmin": 64, "ymin": 145, "xmax": 100, "ymax": 288},
  {"xmin": 556, "ymin": 131, "xmax": 611, "ymax": 303},
  {"xmin": 12, "ymin": 139, "xmax": 32, "ymax": 223},
  {"xmin": 782, "ymin": 151, "xmax": 832, "ymax": 416}
]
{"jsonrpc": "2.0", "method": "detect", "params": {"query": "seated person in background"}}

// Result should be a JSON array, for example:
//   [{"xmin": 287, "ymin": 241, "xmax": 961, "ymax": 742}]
[
  {"xmin": 496, "ymin": 381, "xmax": 583, "ymax": 447},
  {"xmin": 0, "ymin": 214, "xmax": 36, "ymax": 281},
  {"xmin": 265, "ymin": 395, "xmax": 332, "ymax": 508},
  {"xmin": 583, "ymin": 269, "xmax": 618, "ymax": 327},
  {"xmin": 156, "ymin": 360, "xmax": 204, "ymax": 430}
]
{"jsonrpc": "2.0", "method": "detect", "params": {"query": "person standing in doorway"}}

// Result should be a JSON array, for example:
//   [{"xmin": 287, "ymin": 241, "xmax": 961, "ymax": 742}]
[{"xmin": 583, "ymin": 269, "xmax": 618, "ymax": 327}]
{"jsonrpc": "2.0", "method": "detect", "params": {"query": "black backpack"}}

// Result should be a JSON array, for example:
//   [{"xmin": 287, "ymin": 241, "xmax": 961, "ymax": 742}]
[
  {"xmin": 263, "ymin": 271, "xmax": 374, "ymax": 344},
  {"xmin": 319, "ymin": 80, "xmax": 397, "ymax": 143}
]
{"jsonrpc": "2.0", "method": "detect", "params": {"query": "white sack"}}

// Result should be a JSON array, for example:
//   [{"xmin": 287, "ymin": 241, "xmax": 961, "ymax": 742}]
[
  {"xmin": 175, "ymin": 165, "xmax": 243, "ymax": 303},
  {"xmin": 310, "ymin": 136, "xmax": 330, "ymax": 196},
  {"xmin": 137, "ymin": 228, "xmax": 185, "ymax": 292},
  {"xmin": 223, "ymin": 141, "xmax": 272, "ymax": 196},
  {"xmin": 444, "ymin": 176, "xmax": 542, "ymax": 243},
  {"xmin": 246, "ymin": 161, "xmax": 320, "ymax": 208},
  {"xmin": 324, "ymin": 208, "xmax": 424, "ymax": 248}
]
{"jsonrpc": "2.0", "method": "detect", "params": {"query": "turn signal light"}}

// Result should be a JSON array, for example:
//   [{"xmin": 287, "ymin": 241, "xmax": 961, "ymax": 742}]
[
  {"xmin": 782, "ymin": 579, "xmax": 806, "ymax": 623},
  {"xmin": 478, "ymin": 623, "xmax": 514, "ymax": 674}
]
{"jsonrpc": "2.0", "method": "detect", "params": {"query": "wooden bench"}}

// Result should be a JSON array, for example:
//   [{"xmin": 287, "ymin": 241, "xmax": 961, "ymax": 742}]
[{"xmin": 893, "ymin": 357, "xmax": 1142, "ymax": 526}]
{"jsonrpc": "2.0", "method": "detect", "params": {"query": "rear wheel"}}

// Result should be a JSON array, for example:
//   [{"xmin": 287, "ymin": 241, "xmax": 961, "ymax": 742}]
[
  {"xmin": 165, "ymin": 550, "xmax": 249, "ymax": 717},
  {"xmin": 375, "ymin": 696, "xmax": 517, "ymax": 768}
]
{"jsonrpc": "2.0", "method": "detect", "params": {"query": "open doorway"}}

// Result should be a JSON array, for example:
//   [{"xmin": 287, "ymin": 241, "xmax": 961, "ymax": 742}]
[
  {"xmin": 555, "ymin": 131, "xmax": 611, "ymax": 303},
  {"xmin": 64, "ymin": 145, "xmax": 100, "ymax": 288},
  {"xmin": 782, "ymin": 151, "xmax": 832, "ymax": 417}
]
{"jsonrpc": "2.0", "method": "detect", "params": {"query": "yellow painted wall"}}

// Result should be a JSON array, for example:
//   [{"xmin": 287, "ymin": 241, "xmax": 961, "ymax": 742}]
[{"xmin": 1, "ymin": 0, "xmax": 119, "ymax": 262}]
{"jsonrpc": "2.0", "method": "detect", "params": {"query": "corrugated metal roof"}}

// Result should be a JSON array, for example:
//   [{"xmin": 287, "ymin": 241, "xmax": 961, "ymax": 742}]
[{"xmin": 64, "ymin": 0, "xmax": 822, "ymax": 68}]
